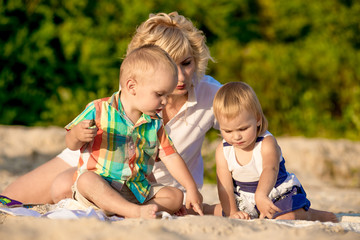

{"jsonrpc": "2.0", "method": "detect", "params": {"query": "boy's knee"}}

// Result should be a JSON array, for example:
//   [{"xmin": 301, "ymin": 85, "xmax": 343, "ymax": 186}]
[
  {"xmin": 76, "ymin": 171, "xmax": 98, "ymax": 190},
  {"xmin": 174, "ymin": 188, "xmax": 184, "ymax": 209},
  {"xmin": 174, "ymin": 187, "xmax": 184, "ymax": 200},
  {"xmin": 165, "ymin": 187, "xmax": 183, "ymax": 209}
]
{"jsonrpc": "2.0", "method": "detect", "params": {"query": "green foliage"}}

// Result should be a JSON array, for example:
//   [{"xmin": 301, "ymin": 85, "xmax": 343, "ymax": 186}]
[
  {"xmin": 208, "ymin": 0, "xmax": 360, "ymax": 140},
  {"xmin": 1, "ymin": 0, "xmax": 359, "ymax": 140}
]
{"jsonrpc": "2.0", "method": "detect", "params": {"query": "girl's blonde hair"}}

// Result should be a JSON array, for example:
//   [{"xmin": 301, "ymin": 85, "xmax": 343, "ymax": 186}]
[
  {"xmin": 127, "ymin": 12, "xmax": 213, "ymax": 84},
  {"xmin": 213, "ymin": 82, "xmax": 268, "ymax": 137}
]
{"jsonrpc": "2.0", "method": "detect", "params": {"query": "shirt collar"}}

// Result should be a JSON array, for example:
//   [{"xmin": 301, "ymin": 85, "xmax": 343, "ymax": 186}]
[
  {"xmin": 109, "ymin": 91, "xmax": 161, "ymax": 126},
  {"xmin": 187, "ymin": 82, "xmax": 198, "ymax": 107}
]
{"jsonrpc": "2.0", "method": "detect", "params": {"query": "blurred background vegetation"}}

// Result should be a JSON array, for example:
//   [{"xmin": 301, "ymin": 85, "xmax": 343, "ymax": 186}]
[{"xmin": 1, "ymin": 0, "xmax": 359, "ymax": 140}]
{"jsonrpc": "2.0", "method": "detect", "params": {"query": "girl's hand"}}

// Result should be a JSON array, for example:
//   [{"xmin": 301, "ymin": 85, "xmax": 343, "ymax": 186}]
[
  {"xmin": 256, "ymin": 194, "xmax": 281, "ymax": 219},
  {"xmin": 230, "ymin": 211, "xmax": 250, "ymax": 220}
]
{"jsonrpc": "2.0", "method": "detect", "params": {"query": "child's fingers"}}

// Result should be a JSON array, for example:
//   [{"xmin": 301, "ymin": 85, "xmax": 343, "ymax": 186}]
[
  {"xmin": 232, "ymin": 211, "xmax": 249, "ymax": 219},
  {"xmin": 260, "ymin": 211, "xmax": 273, "ymax": 219},
  {"xmin": 80, "ymin": 120, "xmax": 91, "ymax": 127},
  {"xmin": 88, "ymin": 128, "xmax": 98, "ymax": 135},
  {"xmin": 78, "ymin": 128, "xmax": 98, "ymax": 142},
  {"xmin": 84, "ymin": 128, "xmax": 97, "ymax": 136},
  {"xmin": 270, "ymin": 203, "xmax": 282, "ymax": 213},
  {"xmin": 263, "ymin": 206, "xmax": 280, "ymax": 219},
  {"xmin": 274, "ymin": 205, "xmax": 282, "ymax": 212},
  {"xmin": 242, "ymin": 212, "xmax": 250, "ymax": 220},
  {"xmin": 80, "ymin": 120, "xmax": 96, "ymax": 129},
  {"xmin": 192, "ymin": 203, "xmax": 204, "ymax": 216},
  {"xmin": 259, "ymin": 212, "xmax": 265, "ymax": 219}
]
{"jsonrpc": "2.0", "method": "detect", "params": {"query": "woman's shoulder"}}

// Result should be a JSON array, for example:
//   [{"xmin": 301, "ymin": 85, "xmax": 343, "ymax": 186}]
[
  {"xmin": 197, "ymin": 75, "xmax": 222, "ymax": 89},
  {"xmin": 195, "ymin": 75, "xmax": 222, "ymax": 98}
]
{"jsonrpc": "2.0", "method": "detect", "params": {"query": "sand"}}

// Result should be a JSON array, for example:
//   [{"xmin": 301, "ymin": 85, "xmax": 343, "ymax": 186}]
[{"xmin": 0, "ymin": 125, "xmax": 359, "ymax": 239}]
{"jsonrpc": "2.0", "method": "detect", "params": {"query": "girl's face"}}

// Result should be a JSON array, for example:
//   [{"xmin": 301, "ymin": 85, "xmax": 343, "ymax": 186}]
[
  {"xmin": 171, "ymin": 54, "xmax": 196, "ymax": 97},
  {"xmin": 218, "ymin": 110, "xmax": 261, "ymax": 152}
]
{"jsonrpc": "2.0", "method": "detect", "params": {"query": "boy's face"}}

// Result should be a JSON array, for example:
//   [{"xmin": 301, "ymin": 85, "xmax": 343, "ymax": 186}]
[
  {"xmin": 218, "ymin": 109, "xmax": 260, "ymax": 152},
  {"xmin": 135, "ymin": 66, "xmax": 178, "ymax": 117}
]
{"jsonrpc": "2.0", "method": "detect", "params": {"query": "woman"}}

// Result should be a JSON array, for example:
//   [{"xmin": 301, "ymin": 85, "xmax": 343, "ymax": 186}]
[{"xmin": 2, "ymin": 12, "xmax": 222, "ymax": 214}]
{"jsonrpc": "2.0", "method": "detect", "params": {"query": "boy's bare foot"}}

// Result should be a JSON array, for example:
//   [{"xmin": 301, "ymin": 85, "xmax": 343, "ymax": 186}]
[{"xmin": 139, "ymin": 204, "xmax": 158, "ymax": 219}]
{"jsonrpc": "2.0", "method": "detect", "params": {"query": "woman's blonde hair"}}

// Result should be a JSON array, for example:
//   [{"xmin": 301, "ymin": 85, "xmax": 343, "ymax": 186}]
[
  {"xmin": 213, "ymin": 82, "xmax": 268, "ymax": 137},
  {"xmin": 127, "ymin": 12, "xmax": 213, "ymax": 84}
]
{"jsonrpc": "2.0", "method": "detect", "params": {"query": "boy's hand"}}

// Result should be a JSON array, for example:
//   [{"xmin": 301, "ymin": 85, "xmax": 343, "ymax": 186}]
[
  {"xmin": 73, "ymin": 120, "xmax": 98, "ymax": 143},
  {"xmin": 255, "ymin": 194, "xmax": 281, "ymax": 219},
  {"xmin": 185, "ymin": 188, "xmax": 204, "ymax": 216},
  {"xmin": 229, "ymin": 211, "xmax": 250, "ymax": 220}
]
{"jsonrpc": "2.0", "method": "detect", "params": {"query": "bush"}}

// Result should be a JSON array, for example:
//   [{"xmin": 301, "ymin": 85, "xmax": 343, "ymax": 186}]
[{"xmin": 1, "ymin": 0, "xmax": 359, "ymax": 140}]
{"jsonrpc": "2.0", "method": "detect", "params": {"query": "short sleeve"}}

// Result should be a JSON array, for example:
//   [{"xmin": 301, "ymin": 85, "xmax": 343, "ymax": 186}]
[
  {"xmin": 65, "ymin": 102, "xmax": 97, "ymax": 130},
  {"xmin": 156, "ymin": 124, "xmax": 177, "ymax": 159}
]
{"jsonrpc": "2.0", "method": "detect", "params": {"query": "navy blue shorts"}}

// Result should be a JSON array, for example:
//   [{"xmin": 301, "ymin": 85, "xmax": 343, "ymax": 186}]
[
  {"xmin": 265, "ymin": 185, "xmax": 311, "ymax": 218},
  {"xmin": 222, "ymin": 185, "xmax": 311, "ymax": 218}
]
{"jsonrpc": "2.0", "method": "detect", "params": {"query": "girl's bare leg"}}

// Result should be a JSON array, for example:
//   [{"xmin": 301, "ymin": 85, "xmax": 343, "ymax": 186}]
[
  {"xmin": 186, "ymin": 203, "xmax": 222, "ymax": 216},
  {"xmin": 203, "ymin": 203, "xmax": 223, "ymax": 216},
  {"xmin": 306, "ymin": 208, "xmax": 338, "ymax": 222},
  {"xmin": 1, "ymin": 157, "xmax": 71, "ymax": 204},
  {"xmin": 76, "ymin": 171, "xmax": 158, "ymax": 219},
  {"xmin": 275, "ymin": 208, "xmax": 338, "ymax": 222}
]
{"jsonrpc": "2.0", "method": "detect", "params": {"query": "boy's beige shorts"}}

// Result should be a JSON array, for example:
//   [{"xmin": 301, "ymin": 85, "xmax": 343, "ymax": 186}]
[{"xmin": 72, "ymin": 174, "xmax": 166, "ymax": 215}]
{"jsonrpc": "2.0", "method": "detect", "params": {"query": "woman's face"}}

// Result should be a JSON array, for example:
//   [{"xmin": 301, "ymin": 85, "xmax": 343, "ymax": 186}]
[{"xmin": 171, "ymin": 54, "xmax": 196, "ymax": 97}]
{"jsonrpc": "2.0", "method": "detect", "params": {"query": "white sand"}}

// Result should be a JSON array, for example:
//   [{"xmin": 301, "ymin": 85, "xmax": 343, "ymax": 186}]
[{"xmin": 0, "ymin": 125, "xmax": 359, "ymax": 239}]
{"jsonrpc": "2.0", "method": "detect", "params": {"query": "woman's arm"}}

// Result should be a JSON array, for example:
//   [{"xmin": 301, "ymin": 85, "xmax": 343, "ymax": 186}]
[{"xmin": 255, "ymin": 135, "xmax": 282, "ymax": 219}]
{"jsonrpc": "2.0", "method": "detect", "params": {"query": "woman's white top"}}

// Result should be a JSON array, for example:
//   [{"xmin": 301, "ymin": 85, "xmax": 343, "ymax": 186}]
[{"xmin": 153, "ymin": 75, "xmax": 221, "ymax": 190}]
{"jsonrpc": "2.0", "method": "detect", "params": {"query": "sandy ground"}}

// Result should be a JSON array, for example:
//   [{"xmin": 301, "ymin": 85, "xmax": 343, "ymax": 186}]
[{"xmin": 0, "ymin": 125, "xmax": 360, "ymax": 239}]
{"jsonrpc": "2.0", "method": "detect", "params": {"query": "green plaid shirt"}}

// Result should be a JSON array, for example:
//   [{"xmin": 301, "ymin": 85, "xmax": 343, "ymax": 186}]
[{"xmin": 65, "ymin": 91, "xmax": 176, "ymax": 203}]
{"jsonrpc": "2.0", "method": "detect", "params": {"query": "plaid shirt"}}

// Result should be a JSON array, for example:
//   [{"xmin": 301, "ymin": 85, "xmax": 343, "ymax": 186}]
[{"xmin": 65, "ymin": 91, "xmax": 176, "ymax": 203}]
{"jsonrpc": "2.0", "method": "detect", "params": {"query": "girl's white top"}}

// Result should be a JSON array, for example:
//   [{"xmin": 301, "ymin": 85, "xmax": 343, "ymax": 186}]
[{"xmin": 224, "ymin": 131, "xmax": 273, "ymax": 182}]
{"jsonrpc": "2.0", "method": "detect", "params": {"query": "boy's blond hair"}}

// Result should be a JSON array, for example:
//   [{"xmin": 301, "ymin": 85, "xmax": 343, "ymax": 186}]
[
  {"xmin": 213, "ymin": 82, "xmax": 268, "ymax": 137},
  {"xmin": 119, "ymin": 45, "xmax": 177, "ymax": 88},
  {"xmin": 127, "ymin": 12, "xmax": 213, "ymax": 85}
]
